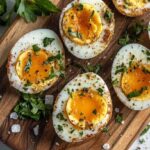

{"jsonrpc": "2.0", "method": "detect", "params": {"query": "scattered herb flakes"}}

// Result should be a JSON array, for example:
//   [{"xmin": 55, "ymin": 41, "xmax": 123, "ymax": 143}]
[
  {"xmin": 86, "ymin": 64, "xmax": 101, "ymax": 74},
  {"xmin": 32, "ymin": 44, "xmax": 40, "ymax": 52},
  {"xmin": 104, "ymin": 10, "xmax": 113, "ymax": 23},
  {"xmin": 43, "ymin": 37, "xmax": 55, "ymax": 47},
  {"xmin": 97, "ymin": 87, "xmax": 104, "ymax": 96},
  {"xmin": 58, "ymin": 125, "xmax": 63, "ymax": 131},
  {"xmin": 129, "ymin": 54, "xmax": 135, "ymax": 67},
  {"xmin": 45, "ymin": 53, "xmax": 62, "ymax": 64},
  {"xmin": 24, "ymin": 81, "xmax": 32, "ymax": 87},
  {"xmin": 102, "ymin": 126, "xmax": 109, "ymax": 133},
  {"xmin": 79, "ymin": 131, "xmax": 83, "ymax": 136},
  {"xmin": 67, "ymin": 88, "xmax": 72, "ymax": 98},
  {"xmin": 70, "ymin": 129, "xmax": 75, "ymax": 134},
  {"xmin": 24, "ymin": 55, "xmax": 32, "ymax": 72},
  {"xmin": 68, "ymin": 27, "xmax": 82, "ymax": 39},
  {"xmin": 127, "ymin": 86, "xmax": 147, "ymax": 99},
  {"xmin": 49, "ymin": 67, "xmax": 56, "ymax": 79},
  {"xmin": 112, "ymin": 79, "xmax": 119, "ymax": 86},
  {"xmin": 142, "ymin": 49, "xmax": 150, "ymax": 61},
  {"xmin": 74, "ymin": 3, "xmax": 83, "ymax": 11},
  {"xmin": 118, "ymin": 22, "xmax": 145, "ymax": 46},
  {"xmin": 56, "ymin": 113, "xmax": 66, "ymax": 121},
  {"xmin": 139, "ymin": 138, "xmax": 145, "ymax": 144},
  {"xmin": 92, "ymin": 109, "xmax": 97, "ymax": 115},
  {"xmin": 115, "ymin": 114, "xmax": 123, "ymax": 124},
  {"xmin": 140, "ymin": 124, "xmax": 150, "ymax": 136},
  {"xmin": 115, "ymin": 63, "xmax": 127, "ymax": 74},
  {"xmin": 14, "ymin": 93, "xmax": 50, "ymax": 121}
]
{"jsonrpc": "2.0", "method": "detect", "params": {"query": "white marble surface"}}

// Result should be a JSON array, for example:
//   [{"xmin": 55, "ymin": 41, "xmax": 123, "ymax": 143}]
[{"xmin": 0, "ymin": 1, "xmax": 150, "ymax": 150}]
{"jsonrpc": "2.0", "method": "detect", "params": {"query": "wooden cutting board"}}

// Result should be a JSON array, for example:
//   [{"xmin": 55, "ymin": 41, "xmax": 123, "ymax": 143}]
[{"xmin": 0, "ymin": 0, "xmax": 150, "ymax": 150}]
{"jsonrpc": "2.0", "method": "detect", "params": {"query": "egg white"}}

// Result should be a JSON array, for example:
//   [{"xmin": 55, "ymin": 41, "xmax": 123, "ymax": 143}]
[
  {"xmin": 8, "ymin": 29, "xmax": 65, "ymax": 94},
  {"xmin": 111, "ymin": 43, "xmax": 150, "ymax": 110},
  {"xmin": 59, "ymin": 0, "xmax": 115, "ymax": 59},
  {"xmin": 112, "ymin": 0, "xmax": 150, "ymax": 17},
  {"xmin": 52, "ymin": 72, "xmax": 112, "ymax": 142}
]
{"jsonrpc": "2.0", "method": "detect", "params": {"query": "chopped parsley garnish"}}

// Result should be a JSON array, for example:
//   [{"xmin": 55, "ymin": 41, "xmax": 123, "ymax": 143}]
[
  {"xmin": 86, "ymin": 64, "xmax": 101, "ymax": 74},
  {"xmin": 140, "ymin": 124, "xmax": 150, "ymax": 136},
  {"xmin": 49, "ymin": 67, "xmax": 56, "ymax": 79},
  {"xmin": 102, "ymin": 126, "xmax": 109, "ymax": 133},
  {"xmin": 68, "ymin": 27, "xmax": 82, "ymax": 39},
  {"xmin": 43, "ymin": 37, "xmax": 55, "ymax": 47},
  {"xmin": 56, "ymin": 113, "xmax": 66, "ymax": 121},
  {"xmin": 14, "ymin": 93, "xmax": 50, "ymax": 121},
  {"xmin": 115, "ymin": 63, "xmax": 127, "ymax": 74},
  {"xmin": 24, "ymin": 55, "xmax": 32, "ymax": 72},
  {"xmin": 118, "ymin": 22, "xmax": 145, "ymax": 46},
  {"xmin": 127, "ymin": 86, "xmax": 148, "ymax": 99},
  {"xmin": 142, "ymin": 67, "xmax": 150, "ymax": 74},
  {"xmin": 97, "ymin": 88, "xmax": 104, "ymax": 96},
  {"xmin": 112, "ymin": 79, "xmax": 119, "ymax": 86},
  {"xmin": 32, "ymin": 44, "xmax": 40, "ymax": 52},
  {"xmin": 115, "ymin": 114, "xmax": 123, "ymax": 124},
  {"xmin": 73, "ymin": 3, "xmax": 83, "ymax": 11},
  {"xmin": 92, "ymin": 109, "xmax": 97, "ymax": 115},
  {"xmin": 44, "ymin": 53, "xmax": 62, "ymax": 64},
  {"xmin": 79, "ymin": 131, "xmax": 83, "ymax": 136},
  {"xmin": 24, "ymin": 81, "xmax": 32, "ymax": 87},
  {"xmin": 58, "ymin": 125, "xmax": 63, "ymax": 131},
  {"xmin": 104, "ymin": 10, "xmax": 113, "ymax": 23},
  {"xmin": 70, "ymin": 129, "xmax": 75, "ymax": 133},
  {"xmin": 139, "ymin": 139, "xmax": 145, "ymax": 144}
]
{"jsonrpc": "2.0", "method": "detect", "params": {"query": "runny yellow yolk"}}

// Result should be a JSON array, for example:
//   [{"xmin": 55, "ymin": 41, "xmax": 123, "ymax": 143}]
[
  {"xmin": 62, "ymin": 3, "xmax": 102, "ymax": 45},
  {"xmin": 66, "ymin": 88, "xmax": 107, "ymax": 129},
  {"xmin": 121, "ymin": 64, "xmax": 150, "ymax": 100},
  {"xmin": 124, "ymin": 0, "xmax": 146, "ymax": 8},
  {"xmin": 16, "ymin": 49, "xmax": 55, "ymax": 84}
]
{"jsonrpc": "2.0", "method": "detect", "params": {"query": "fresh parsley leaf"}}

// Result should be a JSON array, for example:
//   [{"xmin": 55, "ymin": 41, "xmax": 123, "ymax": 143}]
[
  {"xmin": 115, "ymin": 114, "xmax": 123, "ymax": 124},
  {"xmin": 32, "ymin": 44, "xmax": 40, "ymax": 52},
  {"xmin": 127, "ymin": 86, "xmax": 148, "ymax": 98},
  {"xmin": 118, "ymin": 32, "xmax": 130, "ymax": 46},
  {"xmin": 24, "ymin": 55, "xmax": 32, "ymax": 72},
  {"xmin": 112, "ymin": 79, "xmax": 119, "ymax": 86},
  {"xmin": 104, "ymin": 10, "xmax": 113, "ymax": 23},
  {"xmin": 43, "ymin": 37, "xmax": 55, "ymax": 47},
  {"xmin": 0, "ymin": 0, "xmax": 7, "ymax": 16},
  {"xmin": 58, "ymin": 125, "xmax": 63, "ymax": 131},
  {"xmin": 140, "ymin": 124, "xmax": 150, "ymax": 136},
  {"xmin": 44, "ymin": 53, "xmax": 62, "ymax": 64},
  {"xmin": 68, "ymin": 27, "xmax": 82, "ymax": 39}
]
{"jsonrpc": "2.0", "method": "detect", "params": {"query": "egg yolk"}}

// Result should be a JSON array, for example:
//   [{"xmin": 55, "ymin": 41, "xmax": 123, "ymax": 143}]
[
  {"xmin": 62, "ymin": 3, "xmax": 102, "ymax": 45},
  {"xmin": 121, "ymin": 64, "xmax": 150, "ymax": 100},
  {"xmin": 16, "ymin": 49, "xmax": 57, "ymax": 84},
  {"xmin": 66, "ymin": 88, "xmax": 107, "ymax": 129},
  {"xmin": 124, "ymin": 0, "xmax": 146, "ymax": 8}
]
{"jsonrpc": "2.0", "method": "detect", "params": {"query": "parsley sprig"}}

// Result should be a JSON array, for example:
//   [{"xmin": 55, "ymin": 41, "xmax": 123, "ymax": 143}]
[{"xmin": 0, "ymin": 0, "xmax": 60, "ymax": 25}]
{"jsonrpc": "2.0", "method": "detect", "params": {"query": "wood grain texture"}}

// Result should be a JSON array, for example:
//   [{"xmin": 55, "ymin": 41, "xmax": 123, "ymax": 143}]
[{"xmin": 0, "ymin": 0, "xmax": 150, "ymax": 150}]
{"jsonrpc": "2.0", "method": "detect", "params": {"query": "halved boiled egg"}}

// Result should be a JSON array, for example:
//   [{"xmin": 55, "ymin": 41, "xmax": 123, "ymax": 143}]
[
  {"xmin": 59, "ymin": 0, "xmax": 115, "ymax": 59},
  {"xmin": 8, "ymin": 29, "xmax": 65, "ymax": 94},
  {"xmin": 111, "ymin": 43, "xmax": 150, "ymax": 110},
  {"xmin": 53, "ymin": 72, "xmax": 112, "ymax": 142},
  {"xmin": 112, "ymin": 0, "xmax": 150, "ymax": 17}
]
